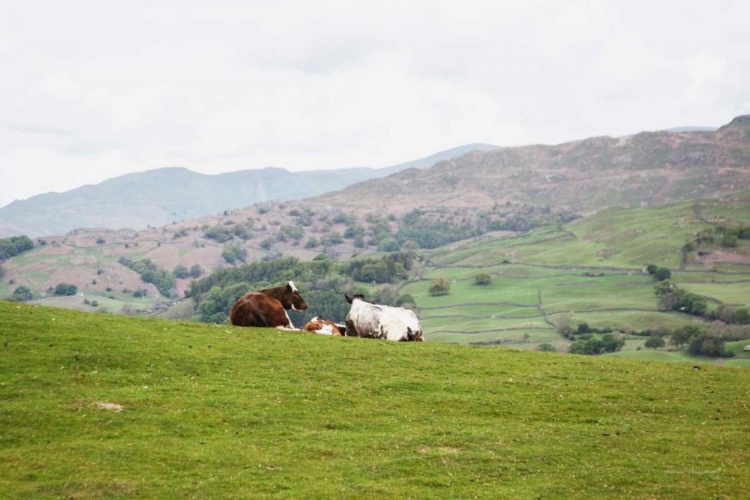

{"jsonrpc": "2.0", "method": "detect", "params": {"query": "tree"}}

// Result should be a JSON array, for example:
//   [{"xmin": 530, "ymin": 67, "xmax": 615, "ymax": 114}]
[
  {"xmin": 173, "ymin": 265, "xmax": 190, "ymax": 279},
  {"xmin": 670, "ymin": 325, "xmax": 701, "ymax": 348},
  {"xmin": 190, "ymin": 264, "xmax": 203, "ymax": 278},
  {"xmin": 474, "ymin": 273, "xmax": 492, "ymax": 286},
  {"xmin": 9, "ymin": 285, "xmax": 33, "ymax": 302},
  {"xmin": 645, "ymin": 336, "xmax": 666, "ymax": 349},
  {"xmin": 54, "ymin": 283, "xmax": 77, "ymax": 296},
  {"xmin": 653, "ymin": 267, "xmax": 672, "ymax": 281},
  {"xmin": 428, "ymin": 278, "xmax": 451, "ymax": 296}
]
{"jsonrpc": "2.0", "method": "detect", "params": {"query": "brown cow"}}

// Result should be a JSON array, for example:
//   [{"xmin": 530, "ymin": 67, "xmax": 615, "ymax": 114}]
[
  {"xmin": 230, "ymin": 281, "xmax": 308, "ymax": 329},
  {"xmin": 302, "ymin": 316, "xmax": 347, "ymax": 336}
]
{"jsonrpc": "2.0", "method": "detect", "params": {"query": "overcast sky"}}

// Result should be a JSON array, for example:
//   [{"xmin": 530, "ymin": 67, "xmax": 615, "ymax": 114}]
[{"xmin": 1, "ymin": 0, "xmax": 748, "ymax": 208}]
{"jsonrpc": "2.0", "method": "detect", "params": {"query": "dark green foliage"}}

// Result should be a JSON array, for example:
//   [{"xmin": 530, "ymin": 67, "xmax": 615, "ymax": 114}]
[
  {"xmin": 397, "ymin": 210, "xmax": 476, "ymax": 249},
  {"xmin": 538, "ymin": 343, "xmax": 556, "ymax": 352},
  {"xmin": 669, "ymin": 325, "xmax": 702, "ymax": 348},
  {"xmin": 222, "ymin": 245, "xmax": 247, "ymax": 265},
  {"xmin": 569, "ymin": 334, "xmax": 625, "ymax": 355},
  {"xmin": 653, "ymin": 267, "xmax": 672, "ymax": 281},
  {"xmin": 8, "ymin": 285, "xmax": 33, "ymax": 302},
  {"xmin": 54, "ymin": 283, "xmax": 77, "ymax": 296},
  {"xmin": 203, "ymin": 224, "xmax": 234, "ymax": 243},
  {"xmin": 646, "ymin": 264, "xmax": 658, "ymax": 275},
  {"xmin": 428, "ymin": 278, "xmax": 451, "ymax": 296},
  {"xmin": 305, "ymin": 237, "xmax": 319, "ymax": 249},
  {"xmin": 734, "ymin": 308, "xmax": 750, "ymax": 325},
  {"xmin": 576, "ymin": 323, "xmax": 590, "ymax": 334},
  {"xmin": 688, "ymin": 334, "xmax": 734, "ymax": 358},
  {"xmin": 377, "ymin": 238, "xmax": 401, "ymax": 252},
  {"xmin": 173, "ymin": 265, "xmax": 190, "ymax": 279},
  {"xmin": 655, "ymin": 282, "xmax": 707, "ymax": 318},
  {"xmin": 644, "ymin": 336, "xmax": 666, "ymax": 349},
  {"xmin": 260, "ymin": 237, "xmax": 275, "ymax": 250},
  {"xmin": 0, "ymin": 235, "xmax": 34, "ymax": 261},
  {"xmin": 118, "ymin": 257, "xmax": 175, "ymax": 297},
  {"xmin": 187, "ymin": 257, "xmax": 330, "ymax": 298},
  {"xmin": 341, "ymin": 252, "xmax": 413, "ymax": 284},
  {"xmin": 190, "ymin": 264, "xmax": 203, "ymax": 279},
  {"xmin": 320, "ymin": 232, "xmax": 343, "ymax": 246},
  {"xmin": 473, "ymin": 273, "xmax": 492, "ymax": 286},
  {"xmin": 279, "ymin": 225, "xmax": 304, "ymax": 242}
]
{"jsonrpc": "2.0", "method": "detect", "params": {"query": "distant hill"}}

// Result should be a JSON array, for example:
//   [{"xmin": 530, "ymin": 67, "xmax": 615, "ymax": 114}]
[
  {"xmin": 317, "ymin": 115, "xmax": 750, "ymax": 214},
  {"xmin": 0, "ymin": 144, "xmax": 497, "ymax": 237}
]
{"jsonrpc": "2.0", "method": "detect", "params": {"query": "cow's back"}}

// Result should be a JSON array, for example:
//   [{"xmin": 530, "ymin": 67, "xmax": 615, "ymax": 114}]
[{"xmin": 230, "ymin": 292, "xmax": 291, "ymax": 328}]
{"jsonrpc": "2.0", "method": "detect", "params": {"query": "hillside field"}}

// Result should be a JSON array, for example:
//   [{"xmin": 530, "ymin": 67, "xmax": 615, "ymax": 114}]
[
  {"xmin": 1, "ymin": 302, "xmax": 749, "ymax": 499},
  {"xmin": 402, "ymin": 195, "xmax": 750, "ymax": 362}
]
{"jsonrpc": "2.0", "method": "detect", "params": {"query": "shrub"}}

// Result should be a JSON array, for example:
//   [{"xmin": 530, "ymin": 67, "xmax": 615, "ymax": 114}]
[
  {"xmin": 644, "ymin": 336, "xmax": 665, "ymax": 349},
  {"xmin": 54, "ymin": 283, "xmax": 77, "ymax": 296},
  {"xmin": 474, "ymin": 273, "xmax": 492, "ymax": 286},
  {"xmin": 428, "ymin": 278, "xmax": 451, "ymax": 296}
]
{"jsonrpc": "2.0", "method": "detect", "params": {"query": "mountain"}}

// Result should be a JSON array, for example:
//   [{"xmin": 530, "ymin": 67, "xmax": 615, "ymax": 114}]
[
  {"xmin": 316, "ymin": 115, "xmax": 750, "ymax": 214},
  {"xmin": 0, "ymin": 144, "xmax": 497, "ymax": 237}
]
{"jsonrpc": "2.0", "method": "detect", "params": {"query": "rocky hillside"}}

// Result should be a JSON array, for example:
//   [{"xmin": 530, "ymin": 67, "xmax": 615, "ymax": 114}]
[
  {"xmin": 0, "ymin": 144, "xmax": 497, "ymax": 238},
  {"xmin": 318, "ymin": 115, "xmax": 750, "ymax": 215}
]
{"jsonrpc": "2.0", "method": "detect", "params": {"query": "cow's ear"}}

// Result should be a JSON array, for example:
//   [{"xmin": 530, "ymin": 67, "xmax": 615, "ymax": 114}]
[
  {"xmin": 286, "ymin": 283, "xmax": 293, "ymax": 292},
  {"xmin": 344, "ymin": 293, "xmax": 353, "ymax": 304}
]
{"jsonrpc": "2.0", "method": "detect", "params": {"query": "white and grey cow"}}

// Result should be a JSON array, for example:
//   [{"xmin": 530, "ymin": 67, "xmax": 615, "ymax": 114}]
[{"xmin": 344, "ymin": 293, "xmax": 424, "ymax": 342}]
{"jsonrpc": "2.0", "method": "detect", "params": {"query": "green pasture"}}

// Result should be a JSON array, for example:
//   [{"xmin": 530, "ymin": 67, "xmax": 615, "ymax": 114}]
[
  {"xmin": 679, "ymin": 281, "xmax": 750, "ymax": 306},
  {"xmin": 1, "ymin": 302, "xmax": 749, "ymax": 499}
]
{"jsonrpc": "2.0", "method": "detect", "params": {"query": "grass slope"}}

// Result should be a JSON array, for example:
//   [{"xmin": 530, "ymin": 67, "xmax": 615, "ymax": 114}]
[{"xmin": 1, "ymin": 302, "xmax": 748, "ymax": 499}]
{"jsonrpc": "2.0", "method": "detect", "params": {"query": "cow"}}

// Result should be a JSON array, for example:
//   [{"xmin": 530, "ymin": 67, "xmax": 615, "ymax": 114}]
[
  {"xmin": 230, "ymin": 281, "xmax": 308, "ymax": 329},
  {"xmin": 302, "ymin": 316, "xmax": 347, "ymax": 336},
  {"xmin": 344, "ymin": 293, "xmax": 424, "ymax": 342}
]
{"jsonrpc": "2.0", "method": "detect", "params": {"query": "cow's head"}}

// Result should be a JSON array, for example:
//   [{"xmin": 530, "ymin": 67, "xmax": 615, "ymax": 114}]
[{"xmin": 284, "ymin": 281, "xmax": 308, "ymax": 311}]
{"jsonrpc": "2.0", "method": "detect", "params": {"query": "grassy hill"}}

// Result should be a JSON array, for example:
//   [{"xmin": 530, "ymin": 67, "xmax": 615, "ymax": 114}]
[{"xmin": 1, "ymin": 301, "xmax": 748, "ymax": 499}]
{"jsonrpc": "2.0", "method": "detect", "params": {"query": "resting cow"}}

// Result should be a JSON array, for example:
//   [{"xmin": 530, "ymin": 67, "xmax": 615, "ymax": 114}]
[
  {"xmin": 344, "ymin": 293, "xmax": 424, "ymax": 342},
  {"xmin": 230, "ymin": 281, "xmax": 308, "ymax": 329},
  {"xmin": 302, "ymin": 316, "xmax": 347, "ymax": 336}
]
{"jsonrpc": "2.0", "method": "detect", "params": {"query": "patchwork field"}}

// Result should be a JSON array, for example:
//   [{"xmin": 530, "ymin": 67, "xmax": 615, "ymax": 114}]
[
  {"xmin": 403, "ymin": 197, "xmax": 750, "ymax": 362},
  {"xmin": 1, "ymin": 302, "xmax": 748, "ymax": 499}
]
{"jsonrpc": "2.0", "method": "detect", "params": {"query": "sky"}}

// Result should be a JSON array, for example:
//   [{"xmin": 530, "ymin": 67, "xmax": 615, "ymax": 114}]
[{"xmin": 1, "ymin": 0, "xmax": 749, "ymax": 209}]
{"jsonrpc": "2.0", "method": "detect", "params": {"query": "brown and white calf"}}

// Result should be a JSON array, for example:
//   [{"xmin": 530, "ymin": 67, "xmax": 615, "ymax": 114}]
[
  {"xmin": 344, "ymin": 293, "xmax": 424, "ymax": 342},
  {"xmin": 230, "ymin": 281, "xmax": 308, "ymax": 329},
  {"xmin": 302, "ymin": 316, "xmax": 347, "ymax": 336}
]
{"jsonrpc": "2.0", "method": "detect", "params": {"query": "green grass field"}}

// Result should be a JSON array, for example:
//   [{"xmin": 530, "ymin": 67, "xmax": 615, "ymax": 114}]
[
  {"xmin": 1, "ymin": 301, "xmax": 749, "ymax": 499},
  {"xmin": 406, "ymin": 197, "xmax": 750, "ymax": 355}
]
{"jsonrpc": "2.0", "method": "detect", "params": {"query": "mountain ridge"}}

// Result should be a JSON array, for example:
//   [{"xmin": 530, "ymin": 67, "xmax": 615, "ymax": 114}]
[{"xmin": 0, "ymin": 143, "xmax": 497, "ymax": 237}]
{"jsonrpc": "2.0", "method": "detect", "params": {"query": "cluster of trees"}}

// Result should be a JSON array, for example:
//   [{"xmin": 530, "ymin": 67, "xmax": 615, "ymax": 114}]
[
  {"xmin": 0, "ymin": 235, "xmax": 34, "ymax": 260},
  {"xmin": 641, "ymin": 322, "xmax": 749, "ymax": 358},
  {"xmin": 186, "ymin": 253, "xmax": 419, "ymax": 325},
  {"xmin": 396, "ymin": 210, "xmax": 477, "ymax": 249},
  {"xmin": 173, "ymin": 264, "xmax": 203, "ymax": 279},
  {"xmin": 203, "ymin": 222, "xmax": 253, "ymax": 242},
  {"xmin": 118, "ymin": 257, "xmax": 175, "ymax": 297},
  {"xmin": 569, "ymin": 334, "xmax": 625, "ymax": 355},
  {"xmin": 665, "ymin": 324, "xmax": 736, "ymax": 358},
  {"xmin": 340, "ymin": 252, "xmax": 414, "ymax": 284},
  {"xmin": 222, "ymin": 245, "xmax": 247, "ymax": 265},
  {"xmin": 654, "ymin": 281, "xmax": 707, "ymax": 317},
  {"xmin": 690, "ymin": 225, "xmax": 750, "ymax": 250},
  {"xmin": 7, "ymin": 285, "xmax": 33, "ymax": 302}
]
